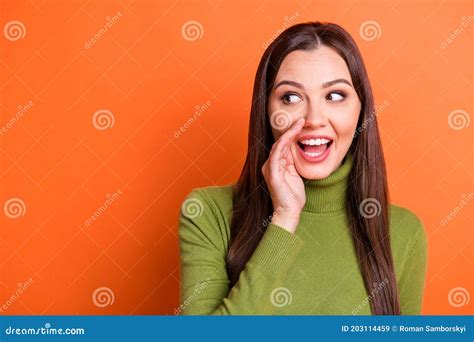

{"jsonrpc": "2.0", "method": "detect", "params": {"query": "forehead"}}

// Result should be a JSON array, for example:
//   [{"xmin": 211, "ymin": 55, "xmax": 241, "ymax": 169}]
[{"xmin": 275, "ymin": 46, "xmax": 352, "ymax": 87}]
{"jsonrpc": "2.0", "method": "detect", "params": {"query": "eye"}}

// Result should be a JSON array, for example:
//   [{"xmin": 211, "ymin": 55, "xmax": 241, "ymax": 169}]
[
  {"xmin": 326, "ymin": 91, "xmax": 345, "ymax": 102},
  {"xmin": 280, "ymin": 93, "xmax": 302, "ymax": 105}
]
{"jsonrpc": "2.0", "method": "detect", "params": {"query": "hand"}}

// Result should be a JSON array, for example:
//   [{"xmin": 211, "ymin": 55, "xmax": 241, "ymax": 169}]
[{"xmin": 261, "ymin": 117, "xmax": 306, "ymax": 233}]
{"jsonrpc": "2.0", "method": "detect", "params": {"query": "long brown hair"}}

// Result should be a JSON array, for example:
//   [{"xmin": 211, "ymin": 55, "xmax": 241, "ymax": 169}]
[{"xmin": 227, "ymin": 22, "xmax": 400, "ymax": 315}]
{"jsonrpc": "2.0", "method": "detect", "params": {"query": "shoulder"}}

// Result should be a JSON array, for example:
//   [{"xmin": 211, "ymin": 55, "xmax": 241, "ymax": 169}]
[
  {"xmin": 389, "ymin": 204, "xmax": 428, "ymax": 266},
  {"xmin": 181, "ymin": 183, "xmax": 235, "ymax": 218},
  {"xmin": 389, "ymin": 204, "xmax": 426, "ymax": 242},
  {"xmin": 179, "ymin": 183, "xmax": 236, "ymax": 249}
]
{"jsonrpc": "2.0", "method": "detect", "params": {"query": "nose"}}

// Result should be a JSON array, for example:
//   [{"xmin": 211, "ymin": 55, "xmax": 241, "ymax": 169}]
[{"xmin": 302, "ymin": 104, "xmax": 328, "ymax": 128}]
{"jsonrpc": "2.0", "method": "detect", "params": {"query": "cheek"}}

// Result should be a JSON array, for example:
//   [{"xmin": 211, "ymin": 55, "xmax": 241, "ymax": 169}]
[
  {"xmin": 338, "ymin": 116, "xmax": 358, "ymax": 135},
  {"xmin": 268, "ymin": 110, "xmax": 301, "ymax": 138},
  {"xmin": 332, "ymin": 105, "xmax": 360, "ymax": 142},
  {"xmin": 268, "ymin": 95, "xmax": 306, "ymax": 132},
  {"xmin": 271, "ymin": 128, "xmax": 282, "ymax": 142}
]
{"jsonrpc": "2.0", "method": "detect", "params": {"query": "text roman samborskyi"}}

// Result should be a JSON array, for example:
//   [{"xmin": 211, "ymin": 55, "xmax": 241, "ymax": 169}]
[{"xmin": 399, "ymin": 325, "xmax": 466, "ymax": 333}]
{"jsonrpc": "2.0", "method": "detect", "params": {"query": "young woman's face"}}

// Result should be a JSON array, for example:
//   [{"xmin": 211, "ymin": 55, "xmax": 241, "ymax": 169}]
[{"xmin": 267, "ymin": 46, "xmax": 361, "ymax": 180}]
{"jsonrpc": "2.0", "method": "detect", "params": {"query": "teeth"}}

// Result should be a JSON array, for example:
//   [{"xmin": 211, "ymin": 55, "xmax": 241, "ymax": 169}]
[
  {"xmin": 300, "ymin": 138, "xmax": 330, "ymax": 146},
  {"xmin": 304, "ymin": 151, "xmax": 324, "ymax": 157}
]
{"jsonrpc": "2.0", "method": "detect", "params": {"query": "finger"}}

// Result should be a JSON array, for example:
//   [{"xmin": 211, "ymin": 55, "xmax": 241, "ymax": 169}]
[
  {"xmin": 282, "ymin": 147, "xmax": 301, "ymax": 178},
  {"xmin": 271, "ymin": 117, "xmax": 304, "ymax": 156},
  {"xmin": 284, "ymin": 143, "xmax": 294, "ymax": 164},
  {"xmin": 271, "ymin": 117, "xmax": 304, "ymax": 159},
  {"xmin": 283, "ymin": 142, "xmax": 302, "ymax": 178},
  {"xmin": 281, "ymin": 141, "xmax": 292, "ymax": 161},
  {"xmin": 280, "ymin": 117, "xmax": 305, "ymax": 143},
  {"xmin": 286, "ymin": 162, "xmax": 300, "ymax": 177},
  {"xmin": 261, "ymin": 160, "xmax": 267, "ymax": 177},
  {"xmin": 270, "ymin": 118, "xmax": 304, "ymax": 172}
]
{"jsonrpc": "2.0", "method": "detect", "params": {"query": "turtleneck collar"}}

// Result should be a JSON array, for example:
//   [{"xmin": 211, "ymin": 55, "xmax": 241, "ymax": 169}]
[{"xmin": 302, "ymin": 153, "xmax": 353, "ymax": 214}]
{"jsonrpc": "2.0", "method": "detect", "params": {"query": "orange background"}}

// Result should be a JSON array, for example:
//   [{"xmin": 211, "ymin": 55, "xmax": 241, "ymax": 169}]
[{"xmin": 0, "ymin": 0, "xmax": 472, "ymax": 315}]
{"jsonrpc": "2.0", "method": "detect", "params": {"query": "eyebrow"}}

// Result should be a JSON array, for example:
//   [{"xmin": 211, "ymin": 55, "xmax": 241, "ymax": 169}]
[{"xmin": 274, "ymin": 78, "xmax": 353, "ymax": 90}]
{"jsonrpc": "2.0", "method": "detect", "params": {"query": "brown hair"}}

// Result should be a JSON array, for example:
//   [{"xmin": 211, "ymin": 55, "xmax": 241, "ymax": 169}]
[{"xmin": 227, "ymin": 22, "xmax": 400, "ymax": 315}]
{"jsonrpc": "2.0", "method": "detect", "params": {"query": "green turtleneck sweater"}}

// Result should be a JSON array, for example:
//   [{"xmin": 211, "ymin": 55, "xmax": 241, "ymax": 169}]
[{"xmin": 178, "ymin": 155, "xmax": 428, "ymax": 315}]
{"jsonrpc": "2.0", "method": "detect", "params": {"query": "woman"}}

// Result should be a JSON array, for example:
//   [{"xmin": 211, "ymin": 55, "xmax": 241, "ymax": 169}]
[{"xmin": 178, "ymin": 22, "xmax": 427, "ymax": 315}]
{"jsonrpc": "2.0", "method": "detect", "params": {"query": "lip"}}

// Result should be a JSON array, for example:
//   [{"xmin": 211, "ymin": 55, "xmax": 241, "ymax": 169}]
[
  {"xmin": 296, "ymin": 134, "xmax": 334, "ymax": 142},
  {"xmin": 295, "ymin": 135, "xmax": 333, "ymax": 164}
]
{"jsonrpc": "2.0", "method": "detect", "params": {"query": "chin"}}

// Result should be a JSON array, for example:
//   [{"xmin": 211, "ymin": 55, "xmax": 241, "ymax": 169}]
[
  {"xmin": 291, "ymin": 144, "xmax": 337, "ymax": 180},
  {"xmin": 297, "ymin": 166, "xmax": 333, "ymax": 180}
]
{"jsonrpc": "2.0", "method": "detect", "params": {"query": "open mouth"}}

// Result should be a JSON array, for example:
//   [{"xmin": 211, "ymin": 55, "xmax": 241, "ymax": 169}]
[{"xmin": 297, "ymin": 138, "xmax": 333, "ymax": 158}]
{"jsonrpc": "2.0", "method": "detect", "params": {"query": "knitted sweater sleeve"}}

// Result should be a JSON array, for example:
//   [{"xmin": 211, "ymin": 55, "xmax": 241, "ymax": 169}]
[
  {"xmin": 396, "ymin": 210, "xmax": 428, "ymax": 315},
  {"xmin": 178, "ymin": 188, "xmax": 304, "ymax": 315}
]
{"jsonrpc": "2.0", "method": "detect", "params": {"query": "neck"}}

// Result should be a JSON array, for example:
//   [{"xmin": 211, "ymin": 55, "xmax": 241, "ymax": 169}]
[{"xmin": 302, "ymin": 153, "xmax": 353, "ymax": 214}]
